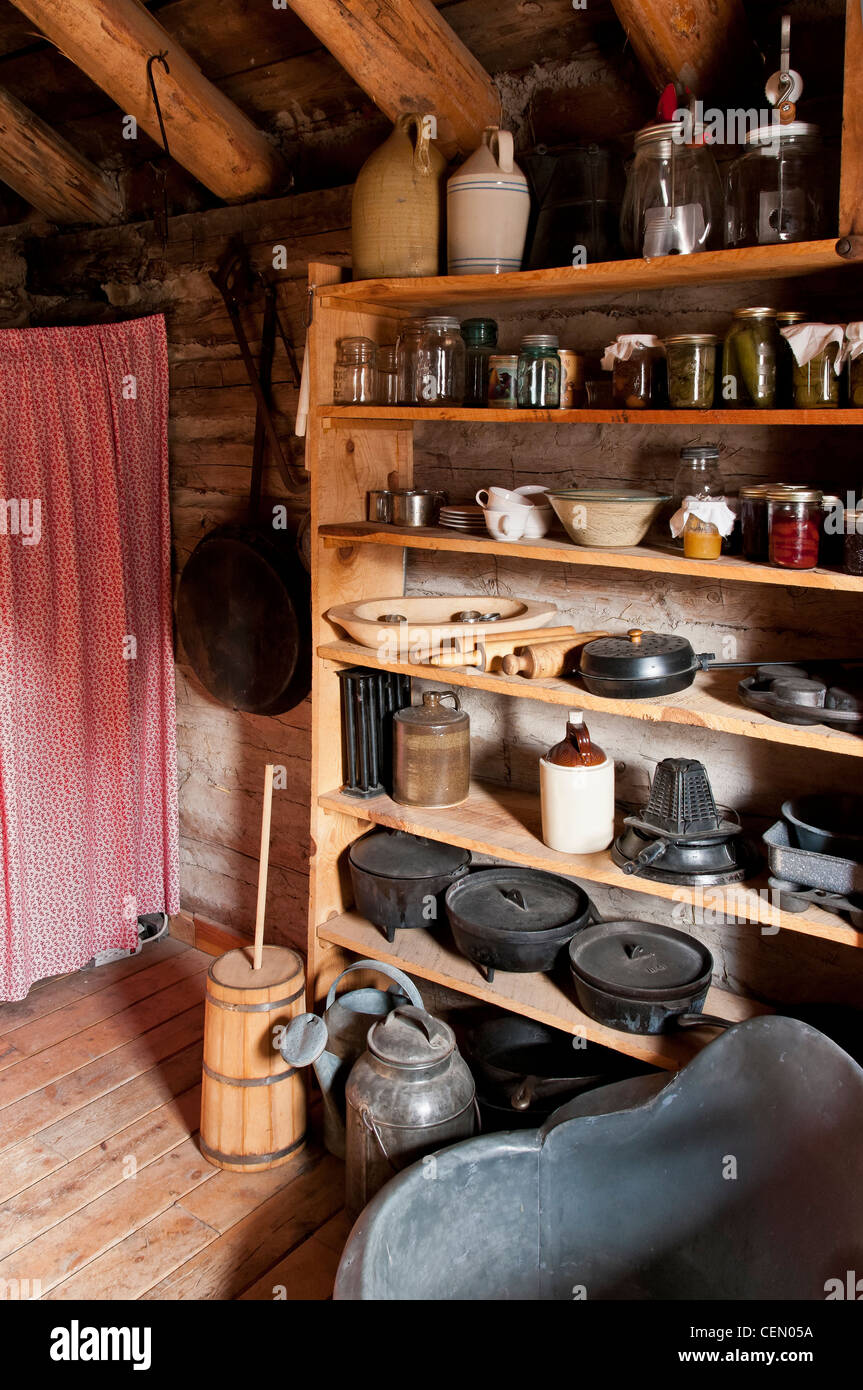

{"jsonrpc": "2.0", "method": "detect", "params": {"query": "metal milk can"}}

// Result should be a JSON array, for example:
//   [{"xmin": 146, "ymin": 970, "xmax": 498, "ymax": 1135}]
[
  {"xmin": 345, "ymin": 1005, "xmax": 477, "ymax": 1218},
  {"xmin": 280, "ymin": 959, "xmax": 423, "ymax": 1159}
]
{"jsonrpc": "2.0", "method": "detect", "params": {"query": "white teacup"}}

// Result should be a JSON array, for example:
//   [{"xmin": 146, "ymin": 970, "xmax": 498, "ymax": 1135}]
[
  {"xmin": 514, "ymin": 485, "xmax": 551, "ymax": 506},
  {"xmin": 476, "ymin": 486, "xmax": 527, "ymax": 510},
  {"xmin": 482, "ymin": 506, "xmax": 528, "ymax": 541},
  {"xmin": 521, "ymin": 506, "xmax": 553, "ymax": 539}
]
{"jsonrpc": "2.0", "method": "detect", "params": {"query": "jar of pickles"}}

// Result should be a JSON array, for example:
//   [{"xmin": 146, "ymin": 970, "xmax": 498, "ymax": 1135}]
[
  {"xmin": 767, "ymin": 486, "xmax": 823, "ymax": 570},
  {"xmin": 414, "ymin": 316, "xmax": 465, "ymax": 404},
  {"xmin": 722, "ymin": 308, "xmax": 779, "ymax": 408},
  {"xmin": 739, "ymin": 484, "xmax": 770, "ymax": 562},
  {"xmin": 780, "ymin": 322, "xmax": 844, "ymax": 408},
  {"xmin": 603, "ymin": 334, "xmax": 666, "ymax": 408},
  {"xmin": 334, "ymin": 336, "xmax": 378, "ymax": 404},
  {"xmin": 461, "ymin": 318, "xmax": 498, "ymax": 407},
  {"xmin": 517, "ymin": 334, "xmax": 560, "ymax": 408},
  {"xmin": 664, "ymin": 334, "xmax": 719, "ymax": 409}
]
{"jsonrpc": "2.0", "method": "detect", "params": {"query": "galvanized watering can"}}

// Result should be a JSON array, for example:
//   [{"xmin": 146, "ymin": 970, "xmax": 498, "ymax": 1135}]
[{"xmin": 279, "ymin": 959, "xmax": 423, "ymax": 1158}]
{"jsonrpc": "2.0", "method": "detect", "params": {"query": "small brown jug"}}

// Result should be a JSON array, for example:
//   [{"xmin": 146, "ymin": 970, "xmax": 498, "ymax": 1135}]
[
  {"xmin": 393, "ymin": 690, "xmax": 470, "ymax": 809},
  {"xmin": 351, "ymin": 114, "xmax": 446, "ymax": 280}
]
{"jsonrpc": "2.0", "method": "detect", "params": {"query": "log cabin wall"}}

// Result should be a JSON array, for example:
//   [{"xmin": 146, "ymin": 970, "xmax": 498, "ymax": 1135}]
[{"xmin": 0, "ymin": 0, "xmax": 858, "ymax": 1011}]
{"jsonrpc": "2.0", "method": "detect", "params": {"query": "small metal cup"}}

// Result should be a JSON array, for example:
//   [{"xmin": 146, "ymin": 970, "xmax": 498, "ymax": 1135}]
[
  {"xmin": 392, "ymin": 489, "xmax": 435, "ymax": 526},
  {"xmin": 367, "ymin": 489, "xmax": 393, "ymax": 524}
]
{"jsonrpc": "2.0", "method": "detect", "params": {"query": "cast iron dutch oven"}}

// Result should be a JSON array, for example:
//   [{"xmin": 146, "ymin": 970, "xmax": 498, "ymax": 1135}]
[
  {"xmin": 578, "ymin": 628, "xmax": 806, "ymax": 701},
  {"xmin": 445, "ymin": 867, "xmax": 594, "ymax": 981},
  {"xmin": 568, "ymin": 919, "xmax": 731, "ymax": 1034},
  {"xmin": 349, "ymin": 829, "xmax": 470, "ymax": 942}
]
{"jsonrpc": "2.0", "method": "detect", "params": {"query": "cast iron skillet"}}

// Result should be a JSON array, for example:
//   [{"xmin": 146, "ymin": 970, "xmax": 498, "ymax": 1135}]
[{"xmin": 577, "ymin": 628, "xmax": 811, "ymax": 700}]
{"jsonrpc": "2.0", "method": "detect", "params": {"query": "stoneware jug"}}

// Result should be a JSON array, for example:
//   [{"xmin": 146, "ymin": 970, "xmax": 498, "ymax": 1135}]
[
  {"xmin": 540, "ymin": 711, "xmax": 615, "ymax": 854},
  {"xmin": 352, "ymin": 114, "xmax": 446, "ymax": 280},
  {"xmin": 447, "ymin": 127, "xmax": 531, "ymax": 275}
]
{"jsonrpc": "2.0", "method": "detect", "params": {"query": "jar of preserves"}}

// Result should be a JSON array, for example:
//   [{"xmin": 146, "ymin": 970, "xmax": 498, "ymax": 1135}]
[
  {"xmin": 334, "ymin": 336, "xmax": 378, "ymax": 404},
  {"xmin": 843, "ymin": 512, "xmax": 863, "ymax": 575},
  {"xmin": 376, "ymin": 345, "xmax": 399, "ymax": 405},
  {"xmin": 722, "ymin": 308, "xmax": 779, "ymax": 408},
  {"xmin": 620, "ymin": 123, "xmax": 724, "ymax": 257},
  {"xmin": 725, "ymin": 124, "xmax": 829, "ymax": 248},
  {"xmin": 821, "ymin": 494, "xmax": 845, "ymax": 568},
  {"xmin": 487, "ymin": 353, "xmax": 519, "ymax": 408},
  {"xmin": 603, "ymin": 334, "xmax": 666, "ymax": 409},
  {"xmin": 396, "ymin": 319, "xmax": 424, "ymax": 404},
  {"xmin": 780, "ymin": 322, "xmax": 844, "ymax": 409},
  {"xmin": 460, "ymin": 318, "xmax": 498, "ymax": 407},
  {"xmin": 414, "ymin": 316, "xmax": 466, "ymax": 404},
  {"xmin": 517, "ymin": 334, "xmax": 560, "ymax": 408},
  {"xmin": 683, "ymin": 515, "xmax": 722, "ymax": 560},
  {"xmin": 767, "ymin": 486, "xmax": 823, "ymax": 570},
  {"xmin": 776, "ymin": 311, "xmax": 806, "ymax": 407},
  {"xmin": 740, "ymin": 484, "xmax": 770, "ymax": 562},
  {"xmin": 664, "ymin": 333, "xmax": 719, "ymax": 409}
]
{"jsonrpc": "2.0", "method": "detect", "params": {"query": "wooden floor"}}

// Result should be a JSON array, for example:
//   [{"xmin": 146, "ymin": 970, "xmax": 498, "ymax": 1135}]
[{"xmin": 0, "ymin": 938, "xmax": 349, "ymax": 1300}]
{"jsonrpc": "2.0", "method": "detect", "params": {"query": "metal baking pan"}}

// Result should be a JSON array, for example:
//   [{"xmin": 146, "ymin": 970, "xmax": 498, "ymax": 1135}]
[{"xmin": 762, "ymin": 819, "xmax": 863, "ymax": 896}]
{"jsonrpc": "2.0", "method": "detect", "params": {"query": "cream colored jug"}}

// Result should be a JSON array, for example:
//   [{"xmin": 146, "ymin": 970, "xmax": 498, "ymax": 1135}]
[
  {"xmin": 352, "ymin": 114, "xmax": 446, "ymax": 280},
  {"xmin": 447, "ymin": 127, "xmax": 530, "ymax": 275},
  {"xmin": 540, "ymin": 712, "xmax": 615, "ymax": 854}
]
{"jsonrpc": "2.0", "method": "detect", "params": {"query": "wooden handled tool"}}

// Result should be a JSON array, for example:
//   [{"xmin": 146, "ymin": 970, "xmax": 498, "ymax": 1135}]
[
  {"xmin": 429, "ymin": 625, "xmax": 582, "ymax": 670},
  {"xmin": 253, "ymin": 762, "xmax": 275, "ymax": 970},
  {"xmin": 502, "ymin": 632, "xmax": 608, "ymax": 679}
]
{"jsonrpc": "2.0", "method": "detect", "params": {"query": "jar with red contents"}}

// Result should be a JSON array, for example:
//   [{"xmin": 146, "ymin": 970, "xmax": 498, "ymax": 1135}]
[{"xmin": 767, "ymin": 486, "xmax": 823, "ymax": 570}]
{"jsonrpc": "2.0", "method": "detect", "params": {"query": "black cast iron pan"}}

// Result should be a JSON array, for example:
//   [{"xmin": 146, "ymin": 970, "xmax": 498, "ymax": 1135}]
[{"xmin": 177, "ymin": 250, "xmax": 310, "ymax": 715}]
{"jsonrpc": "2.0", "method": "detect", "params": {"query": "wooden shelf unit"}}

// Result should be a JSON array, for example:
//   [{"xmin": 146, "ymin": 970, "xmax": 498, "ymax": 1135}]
[{"xmin": 307, "ymin": 3, "xmax": 863, "ymax": 1065}]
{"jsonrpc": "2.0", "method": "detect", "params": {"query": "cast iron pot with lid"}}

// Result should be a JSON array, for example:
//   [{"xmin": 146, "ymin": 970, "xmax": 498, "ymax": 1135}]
[
  {"xmin": 349, "ymin": 829, "xmax": 470, "ymax": 942},
  {"xmin": 445, "ymin": 867, "xmax": 595, "ymax": 981},
  {"xmin": 569, "ymin": 919, "xmax": 730, "ymax": 1034},
  {"xmin": 578, "ymin": 628, "xmax": 805, "ymax": 700}
]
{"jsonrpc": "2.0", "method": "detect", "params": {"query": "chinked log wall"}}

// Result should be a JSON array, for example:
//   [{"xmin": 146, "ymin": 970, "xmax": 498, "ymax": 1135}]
[{"xmin": 0, "ymin": 185, "xmax": 353, "ymax": 950}]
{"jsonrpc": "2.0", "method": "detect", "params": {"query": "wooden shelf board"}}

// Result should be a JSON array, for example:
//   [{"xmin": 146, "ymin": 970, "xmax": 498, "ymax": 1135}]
[
  {"xmin": 319, "ymin": 522, "xmax": 863, "ymax": 592},
  {"xmin": 317, "ymin": 240, "xmax": 857, "ymax": 313},
  {"xmin": 316, "ymin": 910, "xmax": 768, "ymax": 1072},
  {"xmin": 321, "ymin": 406, "xmax": 863, "ymax": 425},
  {"xmin": 317, "ymin": 639, "xmax": 863, "ymax": 759},
  {"xmin": 318, "ymin": 782, "xmax": 862, "ymax": 949}
]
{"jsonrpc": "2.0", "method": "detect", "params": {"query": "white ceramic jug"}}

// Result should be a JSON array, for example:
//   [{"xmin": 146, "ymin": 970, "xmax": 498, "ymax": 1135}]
[
  {"xmin": 540, "ymin": 711, "xmax": 615, "ymax": 854},
  {"xmin": 446, "ymin": 127, "xmax": 530, "ymax": 275}
]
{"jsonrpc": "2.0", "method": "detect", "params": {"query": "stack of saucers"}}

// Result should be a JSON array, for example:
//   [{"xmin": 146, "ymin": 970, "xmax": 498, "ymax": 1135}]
[{"xmin": 438, "ymin": 503, "xmax": 487, "ymax": 534}]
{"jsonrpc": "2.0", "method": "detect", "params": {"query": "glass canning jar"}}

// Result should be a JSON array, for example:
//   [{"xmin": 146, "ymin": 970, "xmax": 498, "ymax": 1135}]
[
  {"xmin": 664, "ymin": 334, "xmax": 719, "ymax": 409},
  {"xmin": 334, "ymin": 336, "xmax": 378, "ymax": 404},
  {"xmin": 776, "ymin": 311, "xmax": 806, "ymax": 407},
  {"xmin": 620, "ymin": 123, "xmax": 724, "ymax": 258},
  {"xmin": 767, "ymin": 486, "xmax": 823, "ymax": 570},
  {"xmin": 396, "ymin": 319, "xmax": 424, "ymax": 404},
  {"xmin": 844, "ymin": 512, "xmax": 863, "ymax": 575},
  {"xmin": 414, "ymin": 316, "xmax": 466, "ymax": 405},
  {"xmin": 725, "ymin": 124, "xmax": 829, "ymax": 248},
  {"xmin": 517, "ymin": 334, "xmax": 560, "ymax": 408},
  {"xmin": 673, "ymin": 445, "xmax": 724, "ymax": 509},
  {"xmin": 739, "ymin": 484, "xmax": 770, "ymax": 562},
  {"xmin": 376, "ymin": 345, "xmax": 399, "ymax": 405},
  {"xmin": 608, "ymin": 335, "xmax": 666, "ymax": 408},
  {"xmin": 722, "ymin": 307, "xmax": 779, "ymax": 408},
  {"xmin": 788, "ymin": 333, "xmax": 842, "ymax": 409},
  {"xmin": 461, "ymin": 318, "xmax": 498, "ymax": 407}
]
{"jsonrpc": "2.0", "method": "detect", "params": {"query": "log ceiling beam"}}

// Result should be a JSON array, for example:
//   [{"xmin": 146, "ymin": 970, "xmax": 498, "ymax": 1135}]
[
  {"xmin": 6, "ymin": 0, "xmax": 286, "ymax": 202},
  {"xmin": 610, "ymin": 0, "xmax": 752, "ymax": 98},
  {"xmin": 284, "ymin": 0, "xmax": 500, "ymax": 159},
  {"xmin": 0, "ymin": 84, "xmax": 123, "ymax": 223}
]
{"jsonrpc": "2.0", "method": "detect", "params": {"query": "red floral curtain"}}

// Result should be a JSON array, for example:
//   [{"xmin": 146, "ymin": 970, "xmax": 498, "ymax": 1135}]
[{"xmin": 0, "ymin": 314, "xmax": 179, "ymax": 1000}]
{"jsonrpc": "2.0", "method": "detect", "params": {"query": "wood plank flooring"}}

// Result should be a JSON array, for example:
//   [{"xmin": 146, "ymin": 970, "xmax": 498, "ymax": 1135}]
[{"xmin": 0, "ymin": 939, "xmax": 347, "ymax": 1300}]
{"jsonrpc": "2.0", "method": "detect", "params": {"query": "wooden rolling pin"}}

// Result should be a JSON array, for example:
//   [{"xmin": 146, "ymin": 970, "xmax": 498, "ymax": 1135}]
[
  {"xmin": 429, "ymin": 626, "xmax": 583, "ymax": 671},
  {"xmin": 502, "ymin": 632, "xmax": 608, "ymax": 679}
]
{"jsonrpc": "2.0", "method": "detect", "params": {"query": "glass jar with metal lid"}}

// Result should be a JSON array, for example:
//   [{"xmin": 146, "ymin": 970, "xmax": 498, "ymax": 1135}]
[
  {"xmin": 517, "ymin": 334, "xmax": 560, "ymax": 408},
  {"xmin": 776, "ymin": 311, "xmax": 807, "ymax": 407},
  {"xmin": 334, "ymin": 336, "xmax": 378, "ymax": 404},
  {"xmin": 414, "ymin": 316, "xmax": 466, "ymax": 405},
  {"xmin": 739, "ymin": 484, "xmax": 771, "ymax": 562},
  {"xmin": 722, "ymin": 308, "xmax": 779, "ymax": 408},
  {"xmin": 620, "ymin": 123, "xmax": 724, "ymax": 258},
  {"xmin": 460, "ymin": 318, "xmax": 498, "ymax": 407},
  {"xmin": 396, "ymin": 318, "xmax": 425, "ymax": 404},
  {"xmin": 725, "ymin": 124, "xmax": 829, "ymax": 248},
  {"xmin": 767, "ymin": 486, "xmax": 823, "ymax": 570},
  {"xmin": 664, "ymin": 334, "xmax": 719, "ymax": 409}
]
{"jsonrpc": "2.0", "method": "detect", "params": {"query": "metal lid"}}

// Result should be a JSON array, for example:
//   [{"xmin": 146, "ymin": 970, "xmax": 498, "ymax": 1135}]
[
  {"xmin": 679, "ymin": 445, "xmax": 720, "ymax": 460},
  {"xmin": 419, "ymin": 316, "xmax": 461, "ymax": 331},
  {"xmin": 739, "ymin": 484, "xmax": 770, "ymax": 499},
  {"xmin": 446, "ymin": 867, "xmax": 587, "ymax": 935},
  {"xmin": 580, "ymin": 629, "xmax": 697, "ymax": 681},
  {"xmin": 765, "ymin": 486, "xmax": 823, "ymax": 502},
  {"xmin": 369, "ymin": 1005, "xmax": 455, "ymax": 1067},
  {"xmin": 745, "ymin": 121, "xmax": 819, "ymax": 145},
  {"xmin": 521, "ymin": 334, "xmax": 559, "ymax": 349},
  {"xmin": 733, "ymin": 307, "xmax": 777, "ymax": 319},
  {"xmin": 569, "ymin": 921, "xmax": 713, "ymax": 1000},
  {"xmin": 349, "ymin": 828, "xmax": 469, "ymax": 881},
  {"xmin": 634, "ymin": 121, "xmax": 707, "ymax": 149},
  {"xmin": 776, "ymin": 311, "xmax": 807, "ymax": 324},
  {"xmin": 663, "ymin": 334, "xmax": 720, "ymax": 346}
]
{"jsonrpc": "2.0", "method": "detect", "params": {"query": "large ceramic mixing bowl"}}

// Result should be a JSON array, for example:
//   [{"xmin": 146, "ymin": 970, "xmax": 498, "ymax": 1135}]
[{"xmin": 549, "ymin": 489, "xmax": 670, "ymax": 548}]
